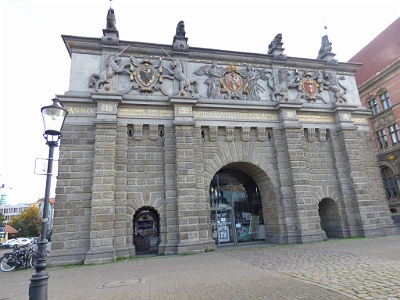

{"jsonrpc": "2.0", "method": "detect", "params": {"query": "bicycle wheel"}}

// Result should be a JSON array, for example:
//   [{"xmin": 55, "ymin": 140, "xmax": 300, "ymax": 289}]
[{"xmin": 1, "ymin": 254, "xmax": 16, "ymax": 272}]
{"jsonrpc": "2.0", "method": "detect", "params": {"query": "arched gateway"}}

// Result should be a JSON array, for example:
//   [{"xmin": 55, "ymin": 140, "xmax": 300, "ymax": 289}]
[
  {"xmin": 210, "ymin": 166, "xmax": 266, "ymax": 245},
  {"xmin": 48, "ymin": 9, "xmax": 397, "ymax": 266}
]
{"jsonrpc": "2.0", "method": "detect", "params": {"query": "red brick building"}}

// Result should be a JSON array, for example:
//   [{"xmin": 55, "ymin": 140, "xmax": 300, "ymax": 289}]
[{"xmin": 349, "ymin": 17, "xmax": 400, "ymax": 222}]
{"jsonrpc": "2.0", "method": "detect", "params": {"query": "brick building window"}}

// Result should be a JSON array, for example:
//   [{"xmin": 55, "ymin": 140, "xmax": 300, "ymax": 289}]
[
  {"xmin": 376, "ymin": 129, "xmax": 388, "ymax": 149},
  {"xmin": 381, "ymin": 167, "xmax": 399, "ymax": 198},
  {"xmin": 389, "ymin": 124, "xmax": 400, "ymax": 145},
  {"xmin": 367, "ymin": 98, "xmax": 380, "ymax": 115},
  {"xmin": 379, "ymin": 91, "xmax": 392, "ymax": 110}
]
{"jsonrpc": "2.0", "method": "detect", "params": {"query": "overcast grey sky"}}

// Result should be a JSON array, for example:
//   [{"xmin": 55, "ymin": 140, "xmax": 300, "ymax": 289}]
[{"xmin": 1, "ymin": 0, "xmax": 399, "ymax": 205}]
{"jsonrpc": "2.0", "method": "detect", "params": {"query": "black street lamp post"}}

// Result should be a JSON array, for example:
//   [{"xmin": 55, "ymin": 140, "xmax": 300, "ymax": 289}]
[{"xmin": 29, "ymin": 98, "xmax": 68, "ymax": 300}]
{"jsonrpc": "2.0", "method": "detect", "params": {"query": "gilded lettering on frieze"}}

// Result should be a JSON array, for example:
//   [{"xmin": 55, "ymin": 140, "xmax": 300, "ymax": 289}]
[
  {"xmin": 66, "ymin": 106, "xmax": 96, "ymax": 115},
  {"xmin": 118, "ymin": 108, "xmax": 173, "ymax": 118},
  {"xmin": 298, "ymin": 115, "xmax": 334, "ymax": 123},
  {"xmin": 353, "ymin": 118, "xmax": 367, "ymax": 124},
  {"xmin": 193, "ymin": 111, "xmax": 278, "ymax": 121}
]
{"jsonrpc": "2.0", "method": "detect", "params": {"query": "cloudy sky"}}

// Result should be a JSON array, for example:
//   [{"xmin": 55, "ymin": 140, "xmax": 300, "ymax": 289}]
[{"xmin": 1, "ymin": 0, "xmax": 399, "ymax": 205}]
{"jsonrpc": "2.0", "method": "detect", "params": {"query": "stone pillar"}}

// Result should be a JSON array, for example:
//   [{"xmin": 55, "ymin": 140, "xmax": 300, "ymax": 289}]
[
  {"xmin": 162, "ymin": 125, "xmax": 179, "ymax": 254},
  {"xmin": 275, "ymin": 103, "xmax": 325, "ymax": 243},
  {"xmin": 330, "ymin": 127, "xmax": 364, "ymax": 236},
  {"xmin": 169, "ymin": 97, "xmax": 205, "ymax": 253},
  {"xmin": 174, "ymin": 124, "xmax": 202, "ymax": 253},
  {"xmin": 85, "ymin": 95, "xmax": 120, "ymax": 264},
  {"xmin": 114, "ymin": 125, "xmax": 135, "ymax": 258},
  {"xmin": 194, "ymin": 126, "xmax": 215, "ymax": 250},
  {"xmin": 47, "ymin": 119, "xmax": 94, "ymax": 266},
  {"xmin": 358, "ymin": 130, "xmax": 399, "ymax": 236},
  {"xmin": 332, "ymin": 107, "xmax": 398, "ymax": 237}
]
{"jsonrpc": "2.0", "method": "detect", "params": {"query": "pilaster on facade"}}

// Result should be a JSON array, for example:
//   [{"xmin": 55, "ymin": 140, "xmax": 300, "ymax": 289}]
[
  {"xmin": 85, "ymin": 120, "xmax": 119, "ymax": 264},
  {"xmin": 114, "ymin": 125, "xmax": 134, "ymax": 258},
  {"xmin": 357, "ymin": 131, "xmax": 398, "ymax": 235},
  {"xmin": 330, "ymin": 129, "xmax": 364, "ymax": 236},
  {"xmin": 162, "ymin": 126, "xmax": 179, "ymax": 254},
  {"xmin": 329, "ymin": 107, "xmax": 362, "ymax": 236},
  {"xmin": 275, "ymin": 104, "xmax": 326, "ymax": 243},
  {"xmin": 174, "ymin": 124, "xmax": 203, "ymax": 253},
  {"xmin": 48, "ymin": 121, "xmax": 95, "ymax": 266},
  {"xmin": 275, "ymin": 126, "xmax": 325, "ymax": 243},
  {"xmin": 193, "ymin": 126, "xmax": 215, "ymax": 249},
  {"xmin": 171, "ymin": 97, "xmax": 205, "ymax": 251},
  {"xmin": 332, "ymin": 112, "xmax": 398, "ymax": 237}
]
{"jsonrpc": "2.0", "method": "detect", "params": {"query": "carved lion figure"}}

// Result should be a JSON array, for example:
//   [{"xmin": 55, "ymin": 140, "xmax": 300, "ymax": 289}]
[
  {"xmin": 322, "ymin": 71, "xmax": 347, "ymax": 103},
  {"xmin": 269, "ymin": 68, "xmax": 293, "ymax": 102}
]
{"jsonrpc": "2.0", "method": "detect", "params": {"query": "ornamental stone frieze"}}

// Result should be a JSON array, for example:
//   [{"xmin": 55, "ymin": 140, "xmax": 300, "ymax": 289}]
[
  {"xmin": 78, "ymin": 19, "xmax": 357, "ymax": 106},
  {"xmin": 86, "ymin": 51, "xmax": 352, "ymax": 105}
]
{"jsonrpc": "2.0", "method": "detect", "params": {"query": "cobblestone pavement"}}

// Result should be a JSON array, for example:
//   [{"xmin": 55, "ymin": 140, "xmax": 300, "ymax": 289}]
[
  {"xmin": 1, "ymin": 235, "xmax": 399, "ymax": 300},
  {"xmin": 223, "ymin": 237, "xmax": 400, "ymax": 300}
]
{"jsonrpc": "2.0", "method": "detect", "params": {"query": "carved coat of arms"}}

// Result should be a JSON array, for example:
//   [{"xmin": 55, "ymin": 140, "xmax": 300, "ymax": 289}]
[
  {"xmin": 301, "ymin": 78, "xmax": 318, "ymax": 97},
  {"xmin": 137, "ymin": 65, "xmax": 157, "ymax": 87},
  {"xmin": 225, "ymin": 68, "xmax": 242, "ymax": 92},
  {"xmin": 296, "ymin": 71, "xmax": 325, "ymax": 102},
  {"xmin": 128, "ymin": 57, "xmax": 166, "ymax": 94},
  {"xmin": 194, "ymin": 63, "xmax": 269, "ymax": 100}
]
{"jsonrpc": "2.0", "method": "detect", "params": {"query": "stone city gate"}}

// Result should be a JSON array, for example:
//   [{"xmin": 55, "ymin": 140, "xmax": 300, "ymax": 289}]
[{"xmin": 47, "ymin": 9, "xmax": 398, "ymax": 266}]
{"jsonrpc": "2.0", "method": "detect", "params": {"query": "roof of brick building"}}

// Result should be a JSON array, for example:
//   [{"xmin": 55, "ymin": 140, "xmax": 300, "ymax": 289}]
[
  {"xmin": 5, "ymin": 224, "xmax": 18, "ymax": 234},
  {"xmin": 348, "ymin": 17, "xmax": 400, "ymax": 86}
]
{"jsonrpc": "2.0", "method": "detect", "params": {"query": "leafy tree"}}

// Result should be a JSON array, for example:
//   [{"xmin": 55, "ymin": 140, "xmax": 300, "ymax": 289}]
[
  {"xmin": 9, "ymin": 205, "xmax": 41, "ymax": 237},
  {"xmin": 0, "ymin": 213, "xmax": 4, "ymax": 225}
]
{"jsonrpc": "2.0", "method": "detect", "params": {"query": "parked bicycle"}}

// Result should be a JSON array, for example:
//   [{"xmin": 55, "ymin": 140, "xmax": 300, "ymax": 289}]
[{"xmin": 1, "ymin": 244, "xmax": 37, "ymax": 272}]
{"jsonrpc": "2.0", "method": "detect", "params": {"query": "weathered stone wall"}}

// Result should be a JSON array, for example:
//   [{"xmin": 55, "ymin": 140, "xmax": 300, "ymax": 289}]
[
  {"xmin": 48, "ymin": 23, "xmax": 398, "ymax": 266},
  {"xmin": 52, "ymin": 124, "xmax": 94, "ymax": 264},
  {"xmin": 356, "ymin": 130, "xmax": 397, "ymax": 234}
]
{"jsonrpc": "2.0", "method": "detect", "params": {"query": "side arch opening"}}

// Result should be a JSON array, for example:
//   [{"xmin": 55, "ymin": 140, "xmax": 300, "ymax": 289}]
[
  {"xmin": 133, "ymin": 207, "xmax": 160, "ymax": 254},
  {"xmin": 318, "ymin": 198, "xmax": 342, "ymax": 238}
]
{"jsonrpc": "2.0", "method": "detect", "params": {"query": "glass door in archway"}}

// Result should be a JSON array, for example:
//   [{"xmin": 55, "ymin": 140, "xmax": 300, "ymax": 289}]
[
  {"xmin": 210, "ymin": 169, "xmax": 263, "ymax": 245},
  {"xmin": 210, "ymin": 172, "xmax": 234, "ymax": 244}
]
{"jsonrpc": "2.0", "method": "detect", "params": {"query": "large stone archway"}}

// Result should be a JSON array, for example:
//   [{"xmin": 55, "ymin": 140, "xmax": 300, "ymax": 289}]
[
  {"xmin": 208, "ymin": 165, "xmax": 270, "ymax": 245},
  {"xmin": 208, "ymin": 162, "xmax": 282, "ymax": 245}
]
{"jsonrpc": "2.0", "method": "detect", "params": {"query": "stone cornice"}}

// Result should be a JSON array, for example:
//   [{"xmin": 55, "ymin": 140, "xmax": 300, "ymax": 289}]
[{"xmin": 62, "ymin": 35, "xmax": 361, "ymax": 74}]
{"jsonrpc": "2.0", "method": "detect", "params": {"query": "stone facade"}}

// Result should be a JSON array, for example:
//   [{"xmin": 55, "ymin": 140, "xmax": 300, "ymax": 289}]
[
  {"xmin": 349, "ymin": 17, "xmax": 400, "ymax": 223},
  {"xmin": 48, "ymin": 11, "xmax": 398, "ymax": 266}
]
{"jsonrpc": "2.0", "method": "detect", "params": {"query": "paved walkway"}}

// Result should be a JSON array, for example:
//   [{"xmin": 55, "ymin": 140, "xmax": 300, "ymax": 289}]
[{"xmin": 1, "ymin": 235, "xmax": 400, "ymax": 300}]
